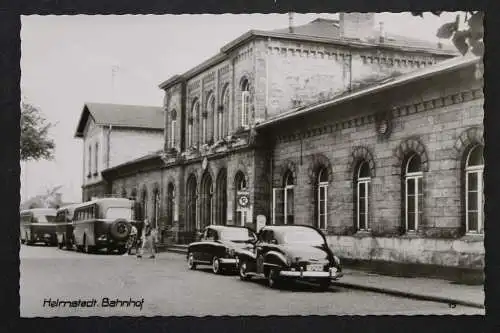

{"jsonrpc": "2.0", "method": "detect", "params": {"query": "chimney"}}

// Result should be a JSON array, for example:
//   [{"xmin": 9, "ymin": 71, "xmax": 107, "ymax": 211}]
[
  {"xmin": 339, "ymin": 13, "xmax": 375, "ymax": 41},
  {"xmin": 288, "ymin": 12, "xmax": 295, "ymax": 33},
  {"xmin": 378, "ymin": 21, "xmax": 385, "ymax": 43}
]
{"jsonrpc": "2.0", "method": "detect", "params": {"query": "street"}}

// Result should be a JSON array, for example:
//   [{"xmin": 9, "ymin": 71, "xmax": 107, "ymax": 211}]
[{"xmin": 20, "ymin": 244, "xmax": 483, "ymax": 317}]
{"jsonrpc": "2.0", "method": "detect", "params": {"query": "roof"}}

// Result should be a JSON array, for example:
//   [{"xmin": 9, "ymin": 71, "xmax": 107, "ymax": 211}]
[
  {"xmin": 74, "ymin": 102, "xmax": 164, "ymax": 138},
  {"xmin": 159, "ymin": 17, "xmax": 457, "ymax": 90},
  {"xmin": 20, "ymin": 208, "xmax": 57, "ymax": 215},
  {"xmin": 101, "ymin": 150, "xmax": 163, "ymax": 175},
  {"xmin": 257, "ymin": 54, "xmax": 481, "ymax": 129}
]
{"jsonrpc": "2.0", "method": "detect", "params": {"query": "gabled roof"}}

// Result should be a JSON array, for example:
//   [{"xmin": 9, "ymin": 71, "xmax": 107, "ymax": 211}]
[
  {"xmin": 257, "ymin": 54, "xmax": 481, "ymax": 129},
  {"xmin": 101, "ymin": 149, "xmax": 163, "ymax": 176},
  {"xmin": 74, "ymin": 102, "xmax": 164, "ymax": 138},
  {"xmin": 159, "ymin": 17, "xmax": 458, "ymax": 90}
]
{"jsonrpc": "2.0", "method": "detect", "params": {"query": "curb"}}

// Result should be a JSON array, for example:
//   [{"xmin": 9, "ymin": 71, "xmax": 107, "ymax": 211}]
[
  {"xmin": 330, "ymin": 281, "xmax": 485, "ymax": 309},
  {"xmin": 163, "ymin": 248, "xmax": 484, "ymax": 310}
]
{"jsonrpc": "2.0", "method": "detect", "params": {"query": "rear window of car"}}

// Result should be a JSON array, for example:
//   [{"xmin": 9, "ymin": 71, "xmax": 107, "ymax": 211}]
[{"xmin": 278, "ymin": 227, "xmax": 324, "ymax": 245}]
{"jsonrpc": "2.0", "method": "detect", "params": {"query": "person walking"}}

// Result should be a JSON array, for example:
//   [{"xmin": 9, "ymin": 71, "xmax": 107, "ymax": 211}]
[
  {"xmin": 137, "ymin": 218, "xmax": 156, "ymax": 259},
  {"xmin": 123, "ymin": 224, "xmax": 138, "ymax": 256}
]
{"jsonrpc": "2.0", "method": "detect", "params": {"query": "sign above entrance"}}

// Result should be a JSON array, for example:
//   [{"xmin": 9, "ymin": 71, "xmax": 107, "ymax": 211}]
[
  {"xmin": 202, "ymin": 157, "xmax": 208, "ymax": 170},
  {"xmin": 237, "ymin": 193, "xmax": 250, "ymax": 208}
]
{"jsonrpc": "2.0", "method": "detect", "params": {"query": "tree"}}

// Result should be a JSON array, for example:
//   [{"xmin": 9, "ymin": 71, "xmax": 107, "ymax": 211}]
[
  {"xmin": 20, "ymin": 100, "xmax": 55, "ymax": 161},
  {"xmin": 412, "ymin": 11, "xmax": 484, "ymax": 56}
]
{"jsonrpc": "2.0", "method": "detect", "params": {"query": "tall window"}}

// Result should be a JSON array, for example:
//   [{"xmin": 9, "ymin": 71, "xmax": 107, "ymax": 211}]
[
  {"xmin": 216, "ymin": 169, "xmax": 227, "ymax": 225},
  {"xmin": 141, "ymin": 189, "xmax": 148, "ymax": 221},
  {"xmin": 200, "ymin": 173, "xmax": 213, "ymax": 228},
  {"xmin": 88, "ymin": 145, "xmax": 92, "ymax": 176},
  {"xmin": 465, "ymin": 145, "xmax": 484, "ymax": 233},
  {"xmin": 241, "ymin": 79, "xmax": 250, "ymax": 127},
  {"xmin": 94, "ymin": 143, "xmax": 99, "ymax": 174},
  {"xmin": 235, "ymin": 171, "xmax": 247, "ymax": 226},
  {"xmin": 317, "ymin": 168, "xmax": 328, "ymax": 230},
  {"xmin": 166, "ymin": 183, "xmax": 175, "ymax": 226},
  {"xmin": 153, "ymin": 190, "xmax": 160, "ymax": 229},
  {"xmin": 219, "ymin": 86, "xmax": 229, "ymax": 140},
  {"xmin": 189, "ymin": 101, "xmax": 199, "ymax": 147},
  {"xmin": 356, "ymin": 161, "xmax": 371, "ymax": 231},
  {"xmin": 284, "ymin": 171, "xmax": 295, "ymax": 225},
  {"xmin": 405, "ymin": 154, "xmax": 423, "ymax": 232},
  {"xmin": 186, "ymin": 175, "xmax": 197, "ymax": 232},
  {"xmin": 170, "ymin": 110, "xmax": 177, "ymax": 148},
  {"xmin": 205, "ymin": 94, "xmax": 215, "ymax": 143}
]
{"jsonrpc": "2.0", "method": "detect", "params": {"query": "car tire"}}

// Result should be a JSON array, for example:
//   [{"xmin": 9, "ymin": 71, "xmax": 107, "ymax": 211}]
[
  {"xmin": 267, "ymin": 268, "xmax": 281, "ymax": 289},
  {"xmin": 212, "ymin": 256, "xmax": 222, "ymax": 274},
  {"xmin": 239, "ymin": 260, "xmax": 251, "ymax": 281},
  {"xmin": 187, "ymin": 253, "xmax": 197, "ymax": 270}
]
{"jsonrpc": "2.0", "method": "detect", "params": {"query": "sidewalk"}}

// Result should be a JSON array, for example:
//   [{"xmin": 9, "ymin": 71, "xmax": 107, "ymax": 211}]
[{"xmin": 332, "ymin": 268, "xmax": 484, "ymax": 309}]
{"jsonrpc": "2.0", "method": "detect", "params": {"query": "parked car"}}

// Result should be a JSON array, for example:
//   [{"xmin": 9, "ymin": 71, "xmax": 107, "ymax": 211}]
[
  {"xmin": 235, "ymin": 225, "xmax": 343, "ymax": 290},
  {"xmin": 187, "ymin": 225, "xmax": 257, "ymax": 274}
]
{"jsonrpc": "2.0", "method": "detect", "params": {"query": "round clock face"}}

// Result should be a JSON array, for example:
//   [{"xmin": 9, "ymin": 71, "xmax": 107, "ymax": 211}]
[{"xmin": 238, "ymin": 195, "xmax": 249, "ymax": 207}]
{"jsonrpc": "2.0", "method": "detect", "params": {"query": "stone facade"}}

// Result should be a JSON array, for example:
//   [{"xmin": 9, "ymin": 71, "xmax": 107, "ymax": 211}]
[{"xmin": 92, "ymin": 16, "xmax": 484, "ymax": 275}]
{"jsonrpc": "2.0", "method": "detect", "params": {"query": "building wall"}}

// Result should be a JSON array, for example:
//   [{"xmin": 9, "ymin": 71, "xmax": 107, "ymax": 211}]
[
  {"xmin": 108, "ymin": 128, "xmax": 163, "ymax": 168},
  {"xmin": 269, "ymin": 65, "xmax": 484, "ymax": 269},
  {"xmin": 254, "ymin": 36, "xmax": 450, "ymax": 119}
]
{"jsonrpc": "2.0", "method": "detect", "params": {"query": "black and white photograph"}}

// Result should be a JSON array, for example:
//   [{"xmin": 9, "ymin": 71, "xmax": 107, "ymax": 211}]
[{"xmin": 19, "ymin": 11, "xmax": 485, "ymax": 317}]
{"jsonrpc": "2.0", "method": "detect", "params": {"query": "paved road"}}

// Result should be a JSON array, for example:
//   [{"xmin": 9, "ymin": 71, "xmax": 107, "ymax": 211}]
[{"xmin": 20, "ymin": 244, "xmax": 483, "ymax": 317}]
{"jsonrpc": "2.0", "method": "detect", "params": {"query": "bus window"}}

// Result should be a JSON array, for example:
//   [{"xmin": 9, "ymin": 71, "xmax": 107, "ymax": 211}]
[{"xmin": 106, "ymin": 207, "xmax": 132, "ymax": 220}]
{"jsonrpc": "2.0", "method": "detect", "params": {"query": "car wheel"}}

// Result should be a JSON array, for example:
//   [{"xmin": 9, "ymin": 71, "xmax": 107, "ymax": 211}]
[
  {"xmin": 212, "ymin": 256, "xmax": 222, "ymax": 274},
  {"xmin": 239, "ymin": 260, "xmax": 250, "ymax": 281},
  {"xmin": 267, "ymin": 268, "xmax": 281, "ymax": 289},
  {"xmin": 187, "ymin": 253, "xmax": 197, "ymax": 270}
]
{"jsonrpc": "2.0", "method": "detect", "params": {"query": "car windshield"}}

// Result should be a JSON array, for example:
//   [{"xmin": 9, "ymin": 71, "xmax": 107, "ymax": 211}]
[
  {"xmin": 106, "ymin": 207, "xmax": 132, "ymax": 220},
  {"xmin": 219, "ymin": 228, "xmax": 255, "ymax": 242},
  {"xmin": 279, "ymin": 227, "xmax": 325, "ymax": 245}
]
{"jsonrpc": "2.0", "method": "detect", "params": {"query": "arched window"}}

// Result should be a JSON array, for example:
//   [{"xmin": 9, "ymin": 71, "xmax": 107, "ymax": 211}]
[
  {"xmin": 316, "ymin": 167, "xmax": 328, "ymax": 230},
  {"xmin": 356, "ymin": 161, "xmax": 371, "ymax": 231},
  {"xmin": 186, "ymin": 175, "xmax": 197, "ymax": 232},
  {"xmin": 235, "ymin": 171, "xmax": 248, "ymax": 226},
  {"xmin": 241, "ymin": 78, "xmax": 250, "ymax": 127},
  {"xmin": 152, "ymin": 189, "xmax": 160, "ymax": 229},
  {"xmin": 216, "ymin": 169, "xmax": 227, "ymax": 225},
  {"xmin": 166, "ymin": 183, "xmax": 175, "ymax": 227},
  {"xmin": 141, "ymin": 188, "xmax": 148, "ymax": 221},
  {"xmin": 200, "ymin": 172, "xmax": 213, "ymax": 228},
  {"xmin": 284, "ymin": 171, "xmax": 295, "ymax": 225},
  {"xmin": 188, "ymin": 101, "xmax": 199, "ymax": 147},
  {"xmin": 218, "ymin": 86, "xmax": 229, "ymax": 140},
  {"xmin": 170, "ymin": 109, "xmax": 177, "ymax": 148},
  {"xmin": 465, "ymin": 145, "xmax": 484, "ymax": 233},
  {"xmin": 404, "ymin": 154, "xmax": 423, "ymax": 232}
]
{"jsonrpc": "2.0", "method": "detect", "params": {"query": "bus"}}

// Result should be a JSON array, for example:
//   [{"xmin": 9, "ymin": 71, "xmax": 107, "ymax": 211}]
[
  {"xmin": 20, "ymin": 208, "xmax": 58, "ymax": 246},
  {"xmin": 55, "ymin": 204, "xmax": 79, "ymax": 250},
  {"xmin": 72, "ymin": 197, "xmax": 137, "ymax": 254}
]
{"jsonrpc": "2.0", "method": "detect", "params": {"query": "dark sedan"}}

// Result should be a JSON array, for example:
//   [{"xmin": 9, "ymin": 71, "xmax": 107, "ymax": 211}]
[
  {"xmin": 235, "ymin": 225, "xmax": 343, "ymax": 290},
  {"xmin": 187, "ymin": 225, "xmax": 257, "ymax": 274}
]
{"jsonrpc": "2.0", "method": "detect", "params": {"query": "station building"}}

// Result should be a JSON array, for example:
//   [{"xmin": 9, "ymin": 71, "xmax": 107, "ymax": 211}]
[{"xmin": 77, "ymin": 14, "xmax": 484, "ymax": 279}]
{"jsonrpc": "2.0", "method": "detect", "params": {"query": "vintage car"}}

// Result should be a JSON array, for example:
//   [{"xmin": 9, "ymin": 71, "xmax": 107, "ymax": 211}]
[
  {"xmin": 187, "ymin": 225, "xmax": 257, "ymax": 274},
  {"xmin": 235, "ymin": 225, "xmax": 343, "ymax": 290}
]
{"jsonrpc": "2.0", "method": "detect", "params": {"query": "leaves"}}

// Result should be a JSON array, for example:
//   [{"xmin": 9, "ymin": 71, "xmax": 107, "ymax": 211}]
[
  {"xmin": 468, "ymin": 11, "xmax": 484, "ymax": 39},
  {"xmin": 436, "ymin": 21, "xmax": 458, "ymax": 39},
  {"xmin": 20, "ymin": 101, "xmax": 55, "ymax": 161},
  {"xmin": 452, "ymin": 30, "xmax": 470, "ymax": 55}
]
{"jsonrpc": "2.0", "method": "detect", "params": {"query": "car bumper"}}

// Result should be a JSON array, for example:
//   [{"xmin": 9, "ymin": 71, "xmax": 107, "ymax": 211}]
[
  {"xmin": 219, "ymin": 258, "xmax": 238, "ymax": 265},
  {"xmin": 279, "ymin": 269, "xmax": 343, "ymax": 280}
]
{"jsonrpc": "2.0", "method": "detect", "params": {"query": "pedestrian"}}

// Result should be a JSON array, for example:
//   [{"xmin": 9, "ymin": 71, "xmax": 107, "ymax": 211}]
[
  {"xmin": 137, "ymin": 218, "xmax": 156, "ymax": 259},
  {"xmin": 123, "ymin": 224, "xmax": 138, "ymax": 256}
]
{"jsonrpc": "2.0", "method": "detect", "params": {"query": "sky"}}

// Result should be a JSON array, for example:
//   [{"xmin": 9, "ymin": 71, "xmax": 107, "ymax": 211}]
[{"xmin": 20, "ymin": 12, "xmax": 461, "ymax": 204}]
